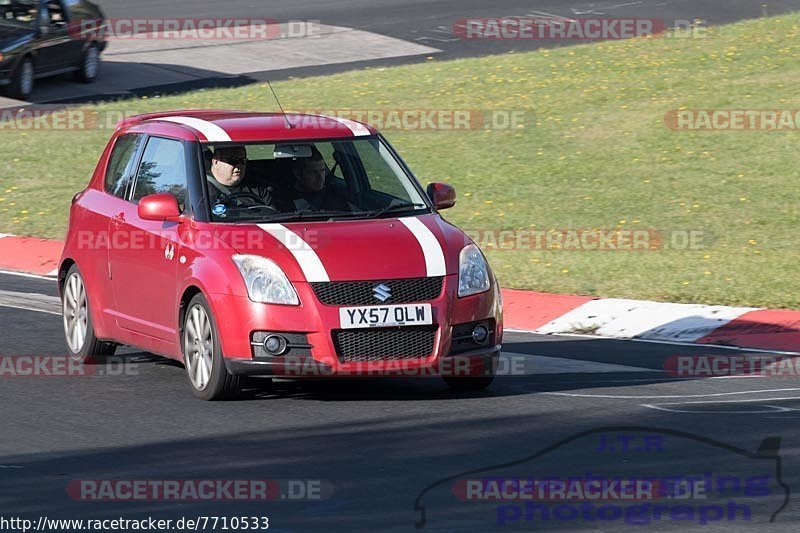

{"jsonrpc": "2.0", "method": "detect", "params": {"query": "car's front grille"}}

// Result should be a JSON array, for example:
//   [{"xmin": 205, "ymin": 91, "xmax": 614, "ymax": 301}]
[
  {"xmin": 333, "ymin": 326, "xmax": 438, "ymax": 363},
  {"xmin": 311, "ymin": 278, "xmax": 444, "ymax": 306}
]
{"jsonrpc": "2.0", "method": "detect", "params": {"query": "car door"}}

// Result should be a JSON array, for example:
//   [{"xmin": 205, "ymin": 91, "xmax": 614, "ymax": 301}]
[
  {"xmin": 36, "ymin": 0, "xmax": 80, "ymax": 71},
  {"xmin": 108, "ymin": 136, "xmax": 189, "ymax": 341}
]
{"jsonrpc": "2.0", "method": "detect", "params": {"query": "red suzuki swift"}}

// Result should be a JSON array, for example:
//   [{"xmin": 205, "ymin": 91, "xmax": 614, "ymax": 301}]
[{"xmin": 59, "ymin": 110, "xmax": 503, "ymax": 400}]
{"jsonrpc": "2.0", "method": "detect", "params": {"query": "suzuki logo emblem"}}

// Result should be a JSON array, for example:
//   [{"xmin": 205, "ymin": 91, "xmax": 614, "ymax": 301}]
[
  {"xmin": 373, "ymin": 284, "xmax": 392, "ymax": 302},
  {"xmin": 164, "ymin": 244, "xmax": 175, "ymax": 261}
]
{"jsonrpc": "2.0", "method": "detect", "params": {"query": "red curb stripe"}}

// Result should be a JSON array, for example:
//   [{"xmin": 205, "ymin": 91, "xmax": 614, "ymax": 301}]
[
  {"xmin": 697, "ymin": 309, "xmax": 800, "ymax": 352},
  {"xmin": 501, "ymin": 289, "xmax": 593, "ymax": 331},
  {"xmin": 0, "ymin": 236, "xmax": 64, "ymax": 276}
]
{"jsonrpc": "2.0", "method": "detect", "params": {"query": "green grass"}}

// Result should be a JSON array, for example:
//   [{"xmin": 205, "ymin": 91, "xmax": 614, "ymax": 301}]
[{"xmin": 2, "ymin": 14, "xmax": 800, "ymax": 308}]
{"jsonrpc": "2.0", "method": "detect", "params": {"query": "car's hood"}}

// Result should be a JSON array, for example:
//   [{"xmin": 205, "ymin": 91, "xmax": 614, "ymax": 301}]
[
  {"xmin": 0, "ymin": 24, "xmax": 32, "ymax": 48},
  {"xmin": 0, "ymin": 23, "xmax": 33, "ymax": 41},
  {"xmin": 215, "ymin": 214, "xmax": 470, "ymax": 282}
]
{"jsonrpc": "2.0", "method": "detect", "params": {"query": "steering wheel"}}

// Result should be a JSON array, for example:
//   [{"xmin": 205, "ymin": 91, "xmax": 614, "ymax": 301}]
[
  {"xmin": 226, "ymin": 191, "xmax": 269, "ymax": 205},
  {"xmin": 224, "ymin": 191, "xmax": 279, "ymax": 214}
]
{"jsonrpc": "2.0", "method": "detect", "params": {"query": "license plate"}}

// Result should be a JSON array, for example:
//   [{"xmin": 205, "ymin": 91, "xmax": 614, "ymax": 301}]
[{"xmin": 339, "ymin": 304, "xmax": 432, "ymax": 329}]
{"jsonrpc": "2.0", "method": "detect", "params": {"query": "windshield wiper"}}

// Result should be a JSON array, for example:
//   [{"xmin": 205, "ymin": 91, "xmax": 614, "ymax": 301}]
[
  {"xmin": 360, "ymin": 202, "xmax": 428, "ymax": 219},
  {"xmin": 259, "ymin": 210, "xmax": 356, "ymax": 222}
]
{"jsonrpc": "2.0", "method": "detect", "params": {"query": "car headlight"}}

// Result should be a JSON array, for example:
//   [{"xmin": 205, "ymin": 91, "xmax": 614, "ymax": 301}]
[
  {"xmin": 458, "ymin": 244, "xmax": 491, "ymax": 297},
  {"xmin": 232, "ymin": 255, "xmax": 300, "ymax": 305}
]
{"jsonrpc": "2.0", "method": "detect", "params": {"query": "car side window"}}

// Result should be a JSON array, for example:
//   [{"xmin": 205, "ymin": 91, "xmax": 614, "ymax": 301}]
[
  {"xmin": 132, "ymin": 137, "xmax": 188, "ymax": 211},
  {"xmin": 43, "ymin": 1, "xmax": 68, "ymax": 28},
  {"xmin": 104, "ymin": 134, "xmax": 144, "ymax": 200}
]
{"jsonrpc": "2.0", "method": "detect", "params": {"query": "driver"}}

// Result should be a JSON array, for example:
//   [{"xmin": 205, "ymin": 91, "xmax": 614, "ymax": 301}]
[{"xmin": 207, "ymin": 146, "xmax": 272, "ymax": 213}]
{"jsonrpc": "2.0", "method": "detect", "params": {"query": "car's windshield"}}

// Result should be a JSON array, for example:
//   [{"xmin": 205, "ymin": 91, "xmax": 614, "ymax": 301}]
[
  {"xmin": 0, "ymin": 0, "xmax": 39, "ymax": 28},
  {"xmin": 204, "ymin": 138, "xmax": 430, "ymax": 223}
]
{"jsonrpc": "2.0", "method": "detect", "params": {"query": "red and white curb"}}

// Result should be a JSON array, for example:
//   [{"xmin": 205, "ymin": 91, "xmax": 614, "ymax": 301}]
[
  {"xmin": 0, "ymin": 234, "xmax": 797, "ymax": 353},
  {"xmin": 501, "ymin": 291, "xmax": 800, "ymax": 353}
]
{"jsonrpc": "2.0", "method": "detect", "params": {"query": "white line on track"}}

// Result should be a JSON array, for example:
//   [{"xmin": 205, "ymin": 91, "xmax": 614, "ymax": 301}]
[
  {"xmin": 505, "ymin": 329, "xmax": 800, "ymax": 356},
  {"xmin": 544, "ymin": 388, "xmax": 800, "ymax": 400},
  {"xmin": 0, "ymin": 270, "xmax": 57, "ymax": 281},
  {"xmin": 0, "ymin": 289, "xmax": 61, "ymax": 315}
]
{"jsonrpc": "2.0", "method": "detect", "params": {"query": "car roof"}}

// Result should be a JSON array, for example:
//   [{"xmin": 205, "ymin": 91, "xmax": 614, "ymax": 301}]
[{"xmin": 117, "ymin": 110, "xmax": 378, "ymax": 143}]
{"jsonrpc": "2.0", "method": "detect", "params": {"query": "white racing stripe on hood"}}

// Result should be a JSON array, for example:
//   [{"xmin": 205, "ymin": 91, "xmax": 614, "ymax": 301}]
[
  {"xmin": 156, "ymin": 116, "xmax": 232, "ymax": 142},
  {"xmin": 399, "ymin": 217, "xmax": 446, "ymax": 277},
  {"xmin": 257, "ymin": 224, "xmax": 330, "ymax": 282}
]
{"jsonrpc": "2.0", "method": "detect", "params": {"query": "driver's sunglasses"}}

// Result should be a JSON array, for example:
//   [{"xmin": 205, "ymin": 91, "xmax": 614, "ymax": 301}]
[{"xmin": 217, "ymin": 155, "xmax": 247, "ymax": 166}]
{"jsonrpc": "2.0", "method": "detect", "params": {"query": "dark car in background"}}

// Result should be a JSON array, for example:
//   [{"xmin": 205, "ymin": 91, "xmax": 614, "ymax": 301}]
[{"xmin": 0, "ymin": 0, "xmax": 106, "ymax": 99}]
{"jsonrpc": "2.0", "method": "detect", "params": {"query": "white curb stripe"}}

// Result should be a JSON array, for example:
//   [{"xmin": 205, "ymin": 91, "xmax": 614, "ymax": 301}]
[
  {"xmin": 0, "ymin": 233, "xmax": 12, "ymax": 239},
  {"xmin": 258, "ymin": 224, "xmax": 330, "ymax": 283},
  {"xmin": 398, "ymin": 217, "xmax": 446, "ymax": 277},
  {"xmin": 536, "ymin": 298, "xmax": 758, "ymax": 343},
  {"xmin": 156, "ymin": 116, "xmax": 232, "ymax": 142},
  {"xmin": 319, "ymin": 115, "xmax": 372, "ymax": 136}
]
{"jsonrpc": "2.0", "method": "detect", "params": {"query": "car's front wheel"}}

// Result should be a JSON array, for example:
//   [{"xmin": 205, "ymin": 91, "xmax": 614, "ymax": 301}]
[
  {"xmin": 183, "ymin": 294, "xmax": 241, "ymax": 400},
  {"xmin": 62, "ymin": 266, "xmax": 116, "ymax": 363},
  {"xmin": 8, "ymin": 57, "xmax": 34, "ymax": 100},
  {"xmin": 75, "ymin": 43, "xmax": 100, "ymax": 83}
]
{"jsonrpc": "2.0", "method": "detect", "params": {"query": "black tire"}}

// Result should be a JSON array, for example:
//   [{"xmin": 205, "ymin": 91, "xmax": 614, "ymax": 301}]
[
  {"xmin": 62, "ymin": 265, "xmax": 117, "ymax": 364},
  {"xmin": 442, "ymin": 353, "xmax": 498, "ymax": 391},
  {"xmin": 8, "ymin": 57, "xmax": 34, "ymax": 100},
  {"xmin": 183, "ymin": 294, "xmax": 241, "ymax": 400},
  {"xmin": 75, "ymin": 43, "xmax": 100, "ymax": 83}
]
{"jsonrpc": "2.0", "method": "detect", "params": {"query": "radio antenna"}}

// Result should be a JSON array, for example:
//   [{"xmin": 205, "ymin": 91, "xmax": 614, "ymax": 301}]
[{"xmin": 268, "ymin": 80, "xmax": 294, "ymax": 129}]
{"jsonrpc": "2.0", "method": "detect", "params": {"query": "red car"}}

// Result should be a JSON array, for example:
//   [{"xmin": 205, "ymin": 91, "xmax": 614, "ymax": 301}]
[{"xmin": 59, "ymin": 110, "xmax": 503, "ymax": 400}]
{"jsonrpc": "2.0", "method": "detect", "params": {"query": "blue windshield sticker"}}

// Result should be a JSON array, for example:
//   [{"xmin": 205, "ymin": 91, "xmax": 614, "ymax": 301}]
[{"xmin": 212, "ymin": 204, "xmax": 227, "ymax": 216}]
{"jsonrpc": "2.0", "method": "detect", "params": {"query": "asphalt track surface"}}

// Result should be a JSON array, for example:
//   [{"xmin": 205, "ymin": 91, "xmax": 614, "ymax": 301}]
[
  {"xmin": 103, "ymin": 0, "xmax": 800, "ymax": 83},
  {"xmin": 1, "ymin": 271, "xmax": 799, "ymax": 531},
  {"xmin": 98, "ymin": 0, "xmax": 800, "ymax": 60},
  {"xmin": 15, "ymin": 0, "xmax": 800, "ymax": 102},
  {"xmin": 3, "ymin": 2, "xmax": 800, "ymax": 530}
]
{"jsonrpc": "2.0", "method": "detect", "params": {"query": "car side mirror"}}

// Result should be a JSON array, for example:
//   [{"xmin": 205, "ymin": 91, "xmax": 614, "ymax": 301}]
[
  {"xmin": 138, "ymin": 193, "xmax": 182, "ymax": 222},
  {"xmin": 426, "ymin": 182, "xmax": 456, "ymax": 210}
]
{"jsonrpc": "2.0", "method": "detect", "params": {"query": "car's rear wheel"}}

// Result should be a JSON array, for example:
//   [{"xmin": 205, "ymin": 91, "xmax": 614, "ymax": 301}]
[
  {"xmin": 183, "ymin": 294, "xmax": 241, "ymax": 400},
  {"xmin": 75, "ymin": 43, "xmax": 100, "ymax": 83},
  {"xmin": 8, "ymin": 57, "xmax": 34, "ymax": 100},
  {"xmin": 62, "ymin": 266, "xmax": 116, "ymax": 363},
  {"xmin": 442, "ymin": 353, "xmax": 498, "ymax": 391}
]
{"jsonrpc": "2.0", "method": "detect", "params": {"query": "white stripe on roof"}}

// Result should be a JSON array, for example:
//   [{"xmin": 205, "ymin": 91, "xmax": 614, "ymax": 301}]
[
  {"xmin": 156, "ymin": 116, "xmax": 232, "ymax": 142},
  {"xmin": 318, "ymin": 115, "xmax": 372, "ymax": 137}
]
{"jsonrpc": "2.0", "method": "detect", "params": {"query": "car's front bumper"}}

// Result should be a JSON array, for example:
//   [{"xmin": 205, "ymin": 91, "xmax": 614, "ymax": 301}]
[
  {"xmin": 211, "ymin": 273, "xmax": 503, "ymax": 377},
  {"xmin": 224, "ymin": 344, "xmax": 502, "ymax": 378}
]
